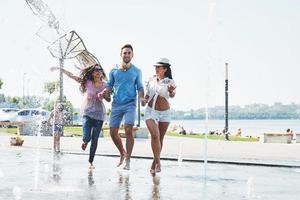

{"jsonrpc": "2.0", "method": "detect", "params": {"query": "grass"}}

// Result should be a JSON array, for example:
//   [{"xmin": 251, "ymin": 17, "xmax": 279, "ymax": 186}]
[
  {"xmin": 63, "ymin": 126, "xmax": 111, "ymax": 137},
  {"xmin": 0, "ymin": 128, "xmax": 18, "ymax": 135},
  {"xmin": 0, "ymin": 126, "xmax": 259, "ymax": 142},
  {"xmin": 167, "ymin": 131, "xmax": 259, "ymax": 142}
]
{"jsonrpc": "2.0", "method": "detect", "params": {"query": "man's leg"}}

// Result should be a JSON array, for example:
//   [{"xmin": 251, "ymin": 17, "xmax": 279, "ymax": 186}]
[
  {"xmin": 110, "ymin": 127, "xmax": 126, "ymax": 166},
  {"xmin": 124, "ymin": 124, "xmax": 134, "ymax": 169},
  {"xmin": 124, "ymin": 125, "xmax": 134, "ymax": 158},
  {"xmin": 123, "ymin": 102, "xmax": 136, "ymax": 170},
  {"xmin": 110, "ymin": 105, "xmax": 127, "ymax": 167}
]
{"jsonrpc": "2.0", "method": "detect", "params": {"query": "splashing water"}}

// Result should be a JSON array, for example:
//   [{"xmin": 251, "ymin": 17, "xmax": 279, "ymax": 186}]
[
  {"xmin": 25, "ymin": 0, "xmax": 59, "ymax": 30},
  {"xmin": 203, "ymin": 0, "xmax": 217, "ymax": 178},
  {"xmin": 247, "ymin": 177, "xmax": 254, "ymax": 199},
  {"xmin": 177, "ymin": 141, "xmax": 183, "ymax": 164},
  {"xmin": 13, "ymin": 186, "xmax": 22, "ymax": 200},
  {"xmin": 33, "ymin": 116, "xmax": 44, "ymax": 190},
  {"xmin": 0, "ymin": 168, "xmax": 4, "ymax": 178}
]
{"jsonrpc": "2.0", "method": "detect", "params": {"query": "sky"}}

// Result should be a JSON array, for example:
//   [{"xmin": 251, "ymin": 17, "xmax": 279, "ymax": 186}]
[{"xmin": 0, "ymin": 0, "xmax": 299, "ymax": 111}]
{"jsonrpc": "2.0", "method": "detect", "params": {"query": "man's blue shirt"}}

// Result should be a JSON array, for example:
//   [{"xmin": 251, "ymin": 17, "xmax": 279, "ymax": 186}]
[{"xmin": 107, "ymin": 65, "xmax": 144, "ymax": 104}]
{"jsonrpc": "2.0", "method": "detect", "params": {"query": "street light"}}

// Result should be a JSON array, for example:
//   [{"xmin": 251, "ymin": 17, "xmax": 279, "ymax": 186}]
[
  {"xmin": 225, "ymin": 63, "xmax": 229, "ymax": 140},
  {"xmin": 23, "ymin": 72, "xmax": 27, "ymax": 106}
]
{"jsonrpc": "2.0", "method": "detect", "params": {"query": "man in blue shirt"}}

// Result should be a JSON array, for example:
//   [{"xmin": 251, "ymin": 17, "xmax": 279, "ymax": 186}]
[{"xmin": 106, "ymin": 44, "xmax": 144, "ymax": 170}]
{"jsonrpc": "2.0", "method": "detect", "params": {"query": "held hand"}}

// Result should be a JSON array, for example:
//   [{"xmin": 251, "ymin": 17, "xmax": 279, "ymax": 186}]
[
  {"xmin": 97, "ymin": 92, "xmax": 104, "ymax": 100},
  {"xmin": 50, "ymin": 66, "xmax": 60, "ymax": 72},
  {"xmin": 102, "ymin": 89, "xmax": 111, "ymax": 102},
  {"xmin": 141, "ymin": 97, "xmax": 148, "ymax": 107}
]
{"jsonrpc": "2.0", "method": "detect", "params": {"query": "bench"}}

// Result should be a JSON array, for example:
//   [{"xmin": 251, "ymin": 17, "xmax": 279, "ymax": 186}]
[{"xmin": 263, "ymin": 133, "xmax": 293, "ymax": 144}]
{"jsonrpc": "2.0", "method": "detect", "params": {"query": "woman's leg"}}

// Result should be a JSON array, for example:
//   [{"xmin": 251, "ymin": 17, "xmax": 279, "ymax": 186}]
[
  {"xmin": 146, "ymin": 119, "xmax": 161, "ymax": 173},
  {"xmin": 156, "ymin": 122, "xmax": 170, "ymax": 172},
  {"xmin": 82, "ymin": 116, "xmax": 92, "ymax": 150},
  {"xmin": 53, "ymin": 132, "xmax": 57, "ymax": 152},
  {"xmin": 89, "ymin": 119, "xmax": 103, "ymax": 166},
  {"xmin": 56, "ymin": 133, "xmax": 61, "ymax": 152},
  {"xmin": 158, "ymin": 122, "xmax": 170, "ymax": 150}
]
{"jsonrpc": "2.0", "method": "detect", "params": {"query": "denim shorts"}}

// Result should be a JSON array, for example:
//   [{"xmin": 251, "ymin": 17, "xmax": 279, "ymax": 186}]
[
  {"xmin": 54, "ymin": 124, "xmax": 63, "ymax": 132},
  {"xmin": 145, "ymin": 106, "xmax": 171, "ymax": 123},
  {"xmin": 109, "ymin": 101, "xmax": 136, "ymax": 128}
]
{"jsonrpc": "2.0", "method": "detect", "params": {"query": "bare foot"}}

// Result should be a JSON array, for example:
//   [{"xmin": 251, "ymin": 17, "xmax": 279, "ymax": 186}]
[
  {"xmin": 123, "ymin": 159, "xmax": 130, "ymax": 170},
  {"xmin": 155, "ymin": 164, "xmax": 161, "ymax": 173},
  {"xmin": 117, "ymin": 152, "xmax": 126, "ymax": 167},
  {"xmin": 151, "ymin": 160, "xmax": 156, "ymax": 170},
  {"xmin": 150, "ymin": 160, "xmax": 156, "ymax": 173},
  {"xmin": 89, "ymin": 163, "xmax": 95, "ymax": 169},
  {"xmin": 150, "ymin": 169, "xmax": 156, "ymax": 176}
]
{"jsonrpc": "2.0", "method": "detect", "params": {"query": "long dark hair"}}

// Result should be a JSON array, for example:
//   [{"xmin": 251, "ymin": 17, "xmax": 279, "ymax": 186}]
[
  {"xmin": 163, "ymin": 64, "xmax": 173, "ymax": 79},
  {"xmin": 79, "ymin": 64, "xmax": 106, "ymax": 93}
]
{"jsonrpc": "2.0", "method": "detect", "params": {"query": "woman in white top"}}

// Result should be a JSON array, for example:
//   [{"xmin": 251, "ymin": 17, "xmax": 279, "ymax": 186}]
[{"xmin": 141, "ymin": 58, "xmax": 176, "ymax": 174}]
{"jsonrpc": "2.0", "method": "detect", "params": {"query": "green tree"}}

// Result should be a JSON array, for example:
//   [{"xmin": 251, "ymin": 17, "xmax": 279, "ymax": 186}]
[
  {"xmin": 43, "ymin": 81, "xmax": 59, "ymax": 95},
  {"xmin": 11, "ymin": 96, "xmax": 21, "ymax": 105}
]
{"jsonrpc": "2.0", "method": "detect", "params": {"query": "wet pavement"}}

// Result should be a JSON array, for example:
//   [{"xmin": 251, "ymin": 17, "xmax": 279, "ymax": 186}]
[
  {"xmin": 1, "ymin": 147, "xmax": 300, "ymax": 200},
  {"xmin": 1, "ymin": 135, "xmax": 300, "ymax": 167}
]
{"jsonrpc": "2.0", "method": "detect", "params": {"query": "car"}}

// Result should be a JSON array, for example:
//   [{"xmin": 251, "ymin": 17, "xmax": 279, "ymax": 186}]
[
  {"xmin": 11, "ymin": 108, "xmax": 51, "ymax": 136},
  {"xmin": 13, "ymin": 108, "xmax": 49, "ymax": 123},
  {"xmin": 0, "ymin": 108, "xmax": 20, "ymax": 127}
]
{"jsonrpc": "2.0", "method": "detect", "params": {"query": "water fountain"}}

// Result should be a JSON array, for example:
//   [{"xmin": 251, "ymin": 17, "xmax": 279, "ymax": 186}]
[{"xmin": 0, "ymin": 1, "xmax": 295, "ymax": 199}]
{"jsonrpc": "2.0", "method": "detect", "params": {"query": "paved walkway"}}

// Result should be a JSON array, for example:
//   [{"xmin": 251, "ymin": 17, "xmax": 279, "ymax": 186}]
[{"xmin": 1, "ymin": 134, "xmax": 300, "ymax": 166}]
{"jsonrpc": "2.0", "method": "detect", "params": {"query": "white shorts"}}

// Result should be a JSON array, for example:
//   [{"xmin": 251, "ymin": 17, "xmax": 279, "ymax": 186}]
[{"xmin": 145, "ymin": 106, "xmax": 171, "ymax": 123}]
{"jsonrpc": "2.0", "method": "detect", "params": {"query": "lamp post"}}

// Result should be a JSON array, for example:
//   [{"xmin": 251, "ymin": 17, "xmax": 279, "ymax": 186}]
[
  {"xmin": 58, "ymin": 58, "xmax": 64, "ymax": 102},
  {"xmin": 27, "ymin": 77, "xmax": 30, "ymax": 97},
  {"xmin": 22, "ymin": 72, "xmax": 26, "ymax": 106},
  {"xmin": 225, "ymin": 63, "xmax": 229, "ymax": 140}
]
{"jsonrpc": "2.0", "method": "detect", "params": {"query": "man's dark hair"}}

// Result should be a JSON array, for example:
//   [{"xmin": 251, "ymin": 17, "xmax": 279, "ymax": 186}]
[{"xmin": 121, "ymin": 44, "xmax": 133, "ymax": 52}]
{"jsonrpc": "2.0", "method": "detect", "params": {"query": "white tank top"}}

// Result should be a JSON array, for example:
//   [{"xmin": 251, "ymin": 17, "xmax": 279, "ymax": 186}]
[{"xmin": 145, "ymin": 76, "xmax": 176, "ymax": 109}]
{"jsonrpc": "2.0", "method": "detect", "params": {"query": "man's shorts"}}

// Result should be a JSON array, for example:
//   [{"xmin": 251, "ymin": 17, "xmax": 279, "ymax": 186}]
[
  {"xmin": 144, "ymin": 106, "xmax": 171, "ymax": 123},
  {"xmin": 109, "ymin": 101, "xmax": 136, "ymax": 128}
]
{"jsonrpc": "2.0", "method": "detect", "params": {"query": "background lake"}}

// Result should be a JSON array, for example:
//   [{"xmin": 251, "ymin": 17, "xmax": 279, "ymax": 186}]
[{"xmin": 140, "ymin": 119, "xmax": 300, "ymax": 137}]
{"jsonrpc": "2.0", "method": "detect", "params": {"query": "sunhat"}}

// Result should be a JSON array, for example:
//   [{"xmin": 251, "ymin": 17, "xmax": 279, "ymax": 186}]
[{"xmin": 153, "ymin": 58, "xmax": 171, "ymax": 66}]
